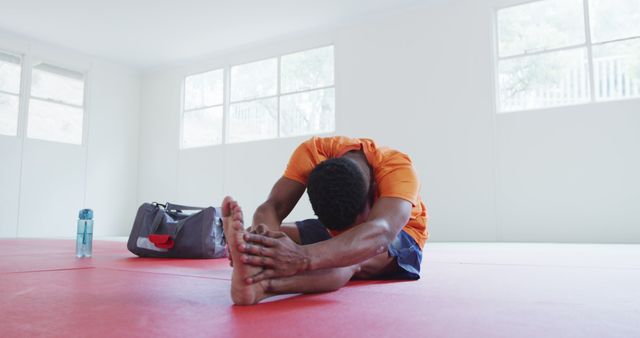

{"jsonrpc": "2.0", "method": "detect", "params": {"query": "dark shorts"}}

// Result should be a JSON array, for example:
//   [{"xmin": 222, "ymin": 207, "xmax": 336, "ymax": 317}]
[{"xmin": 295, "ymin": 219, "xmax": 422, "ymax": 280}]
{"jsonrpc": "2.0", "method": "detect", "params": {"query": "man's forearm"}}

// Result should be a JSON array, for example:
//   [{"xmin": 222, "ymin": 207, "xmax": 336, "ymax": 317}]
[
  {"xmin": 304, "ymin": 197, "xmax": 412, "ymax": 271},
  {"xmin": 305, "ymin": 221, "xmax": 396, "ymax": 271},
  {"xmin": 252, "ymin": 202, "xmax": 283, "ymax": 230},
  {"xmin": 240, "ymin": 198, "xmax": 412, "ymax": 283}
]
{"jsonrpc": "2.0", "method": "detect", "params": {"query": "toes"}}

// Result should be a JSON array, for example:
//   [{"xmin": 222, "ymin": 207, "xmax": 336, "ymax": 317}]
[
  {"xmin": 221, "ymin": 196, "xmax": 235, "ymax": 217},
  {"xmin": 232, "ymin": 207, "xmax": 244, "ymax": 222},
  {"xmin": 221, "ymin": 196, "xmax": 245, "ymax": 230},
  {"xmin": 232, "ymin": 219, "xmax": 244, "ymax": 231},
  {"xmin": 229, "ymin": 201, "xmax": 238, "ymax": 214}
]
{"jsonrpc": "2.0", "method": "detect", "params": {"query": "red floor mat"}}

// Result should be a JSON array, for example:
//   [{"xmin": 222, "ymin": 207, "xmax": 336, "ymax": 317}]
[{"xmin": 1, "ymin": 239, "xmax": 638, "ymax": 338}]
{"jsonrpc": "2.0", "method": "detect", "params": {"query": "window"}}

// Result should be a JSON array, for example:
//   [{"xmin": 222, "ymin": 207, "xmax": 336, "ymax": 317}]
[
  {"xmin": 496, "ymin": 0, "xmax": 640, "ymax": 112},
  {"xmin": 589, "ymin": 0, "xmax": 640, "ymax": 100},
  {"xmin": 228, "ymin": 46, "xmax": 335, "ymax": 143},
  {"xmin": 180, "ymin": 45, "xmax": 335, "ymax": 148},
  {"xmin": 0, "ymin": 51, "xmax": 22, "ymax": 136},
  {"xmin": 27, "ymin": 63, "xmax": 85, "ymax": 144},
  {"xmin": 182, "ymin": 69, "xmax": 224, "ymax": 148},
  {"xmin": 229, "ymin": 58, "xmax": 278, "ymax": 143},
  {"xmin": 280, "ymin": 46, "xmax": 335, "ymax": 138}
]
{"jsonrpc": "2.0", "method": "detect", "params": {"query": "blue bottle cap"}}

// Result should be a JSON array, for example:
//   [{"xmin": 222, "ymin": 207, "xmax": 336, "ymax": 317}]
[{"xmin": 79, "ymin": 209, "xmax": 93, "ymax": 220}]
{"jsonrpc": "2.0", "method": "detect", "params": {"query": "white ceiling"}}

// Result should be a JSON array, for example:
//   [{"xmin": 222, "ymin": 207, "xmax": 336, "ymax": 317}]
[{"xmin": 0, "ymin": 0, "xmax": 434, "ymax": 70}]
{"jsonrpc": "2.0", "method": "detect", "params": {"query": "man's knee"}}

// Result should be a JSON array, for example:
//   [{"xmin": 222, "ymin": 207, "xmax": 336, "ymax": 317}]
[
  {"xmin": 353, "ymin": 253, "xmax": 398, "ymax": 279},
  {"xmin": 279, "ymin": 223, "xmax": 302, "ymax": 244}
]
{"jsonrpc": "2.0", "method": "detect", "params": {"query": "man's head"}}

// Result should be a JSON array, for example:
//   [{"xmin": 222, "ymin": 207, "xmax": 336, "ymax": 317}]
[{"xmin": 307, "ymin": 157, "xmax": 371, "ymax": 231}]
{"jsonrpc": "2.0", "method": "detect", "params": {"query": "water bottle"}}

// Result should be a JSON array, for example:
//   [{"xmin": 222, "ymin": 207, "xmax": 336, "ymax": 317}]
[{"xmin": 76, "ymin": 209, "xmax": 93, "ymax": 258}]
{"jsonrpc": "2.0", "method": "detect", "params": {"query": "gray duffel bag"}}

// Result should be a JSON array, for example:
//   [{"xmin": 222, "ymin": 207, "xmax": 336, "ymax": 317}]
[{"xmin": 127, "ymin": 202, "xmax": 227, "ymax": 258}]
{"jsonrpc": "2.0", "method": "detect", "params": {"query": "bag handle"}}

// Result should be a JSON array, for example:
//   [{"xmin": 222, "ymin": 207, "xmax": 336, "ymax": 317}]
[
  {"xmin": 165, "ymin": 202, "xmax": 206, "ymax": 212},
  {"xmin": 152, "ymin": 202, "xmax": 206, "ymax": 212},
  {"xmin": 150, "ymin": 202, "xmax": 218, "ymax": 238},
  {"xmin": 148, "ymin": 207, "xmax": 179, "ymax": 243},
  {"xmin": 150, "ymin": 208, "xmax": 165, "ymax": 234},
  {"xmin": 149, "ymin": 202, "xmax": 212, "ymax": 235},
  {"xmin": 149, "ymin": 206, "xmax": 184, "ymax": 236}
]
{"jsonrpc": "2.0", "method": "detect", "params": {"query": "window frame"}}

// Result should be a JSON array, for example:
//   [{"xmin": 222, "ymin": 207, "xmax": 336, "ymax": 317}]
[
  {"xmin": 0, "ymin": 49, "xmax": 90, "ymax": 146},
  {"xmin": 227, "ymin": 56, "xmax": 280, "ymax": 144},
  {"xmin": 180, "ymin": 68, "xmax": 226, "ymax": 149},
  {"xmin": 493, "ymin": 0, "xmax": 640, "ymax": 113},
  {"xmin": 25, "ymin": 61, "xmax": 88, "ymax": 145},
  {"xmin": 179, "ymin": 44, "xmax": 336, "ymax": 149},
  {"xmin": 0, "ymin": 49, "xmax": 23, "ymax": 137}
]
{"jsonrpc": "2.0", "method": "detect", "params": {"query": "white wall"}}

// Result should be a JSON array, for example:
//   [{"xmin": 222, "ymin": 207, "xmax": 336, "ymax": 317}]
[
  {"xmin": 139, "ymin": 0, "xmax": 640, "ymax": 243},
  {"xmin": 139, "ymin": 35, "xmax": 334, "ymax": 223},
  {"xmin": 84, "ymin": 59, "xmax": 140, "ymax": 236},
  {"xmin": 496, "ymin": 100, "xmax": 640, "ymax": 243},
  {"xmin": 0, "ymin": 31, "xmax": 140, "ymax": 238}
]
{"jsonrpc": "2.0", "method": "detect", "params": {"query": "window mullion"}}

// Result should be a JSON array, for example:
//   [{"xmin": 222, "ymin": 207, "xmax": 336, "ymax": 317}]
[
  {"xmin": 277, "ymin": 56, "xmax": 281, "ymax": 138},
  {"xmin": 0, "ymin": 89, "xmax": 20, "ymax": 97},
  {"xmin": 30, "ymin": 96, "xmax": 83, "ymax": 109},
  {"xmin": 228, "ymin": 93, "xmax": 280, "ymax": 105},
  {"xmin": 279, "ymin": 84, "xmax": 336, "ymax": 97},
  {"xmin": 498, "ymin": 43, "xmax": 588, "ymax": 61},
  {"xmin": 18, "ymin": 54, "xmax": 32, "ymax": 139},
  {"xmin": 583, "ymin": 0, "xmax": 596, "ymax": 102},
  {"xmin": 180, "ymin": 77, "xmax": 186, "ymax": 149},
  {"xmin": 591, "ymin": 35, "xmax": 640, "ymax": 47},
  {"xmin": 183, "ymin": 104, "xmax": 223, "ymax": 113},
  {"xmin": 223, "ymin": 67, "xmax": 230, "ymax": 144}
]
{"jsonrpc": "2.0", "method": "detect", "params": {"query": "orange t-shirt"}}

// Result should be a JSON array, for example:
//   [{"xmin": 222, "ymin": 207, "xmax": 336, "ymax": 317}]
[{"xmin": 283, "ymin": 136, "xmax": 428, "ymax": 248}]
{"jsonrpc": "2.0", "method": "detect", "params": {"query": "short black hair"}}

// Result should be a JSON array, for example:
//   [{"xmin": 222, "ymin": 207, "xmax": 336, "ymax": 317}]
[{"xmin": 307, "ymin": 157, "xmax": 368, "ymax": 231}]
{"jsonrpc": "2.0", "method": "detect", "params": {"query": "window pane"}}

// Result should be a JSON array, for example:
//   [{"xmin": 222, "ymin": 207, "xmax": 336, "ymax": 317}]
[
  {"xmin": 592, "ymin": 38, "xmax": 640, "ymax": 101},
  {"xmin": 281, "ymin": 46, "xmax": 334, "ymax": 93},
  {"xmin": 27, "ymin": 99, "xmax": 83, "ymax": 144},
  {"xmin": 184, "ymin": 69, "xmax": 223, "ymax": 110},
  {"xmin": 0, "ymin": 93, "xmax": 19, "ymax": 136},
  {"xmin": 280, "ymin": 88, "xmax": 335, "ymax": 137},
  {"xmin": 590, "ymin": 0, "xmax": 640, "ymax": 43},
  {"xmin": 182, "ymin": 106, "xmax": 223, "ymax": 148},
  {"xmin": 228, "ymin": 98, "xmax": 277, "ymax": 143},
  {"xmin": 230, "ymin": 58, "xmax": 277, "ymax": 102},
  {"xmin": 0, "ymin": 52, "xmax": 21, "ymax": 94},
  {"xmin": 31, "ymin": 64, "xmax": 84, "ymax": 106},
  {"xmin": 499, "ymin": 48, "xmax": 590, "ymax": 112},
  {"xmin": 498, "ymin": 0, "xmax": 585, "ymax": 57}
]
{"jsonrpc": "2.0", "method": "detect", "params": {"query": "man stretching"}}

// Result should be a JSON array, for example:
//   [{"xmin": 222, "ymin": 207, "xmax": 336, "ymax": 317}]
[{"xmin": 221, "ymin": 136, "xmax": 428, "ymax": 305}]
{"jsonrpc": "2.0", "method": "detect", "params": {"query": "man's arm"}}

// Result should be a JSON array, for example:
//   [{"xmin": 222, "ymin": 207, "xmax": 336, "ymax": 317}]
[
  {"xmin": 252, "ymin": 177, "xmax": 306, "ymax": 231},
  {"xmin": 306, "ymin": 197, "xmax": 411, "ymax": 270},
  {"xmin": 240, "ymin": 197, "xmax": 412, "ymax": 281}
]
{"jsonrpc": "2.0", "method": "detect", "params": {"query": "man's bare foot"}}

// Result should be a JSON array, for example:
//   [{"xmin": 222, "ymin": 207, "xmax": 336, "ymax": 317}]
[{"xmin": 222, "ymin": 196, "xmax": 268, "ymax": 305}]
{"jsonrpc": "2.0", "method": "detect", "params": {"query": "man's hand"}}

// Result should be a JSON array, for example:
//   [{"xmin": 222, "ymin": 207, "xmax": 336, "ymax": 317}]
[
  {"xmin": 227, "ymin": 225, "xmax": 265, "ymax": 267},
  {"xmin": 238, "ymin": 229, "xmax": 311, "ymax": 284}
]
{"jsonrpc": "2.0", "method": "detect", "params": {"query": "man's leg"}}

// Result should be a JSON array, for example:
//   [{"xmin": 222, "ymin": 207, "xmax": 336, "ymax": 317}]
[
  {"xmin": 274, "ymin": 220, "xmax": 420, "ymax": 281},
  {"xmin": 260, "ymin": 251, "xmax": 396, "ymax": 294},
  {"xmin": 224, "ymin": 206, "xmax": 418, "ymax": 305},
  {"xmin": 224, "ymin": 197, "xmax": 360, "ymax": 305},
  {"xmin": 277, "ymin": 219, "xmax": 335, "ymax": 246},
  {"xmin": 281, "ymin": 219, "xmax": 403, "ymax": 279},
  {"xmin": 270, "ymin": 220, "xmax": 404, "ymax": 280},
  {"xmin": 250, "ymin": 231, "xmax": 418, "ymax": 297},
  {"xmin": 260, "ymin": 266, "xmax": 359, "ymax": 294},
  {"xmin": 353, "ymin": 252, "xmax": 400, "ymax": 279},
  {"xmin": 278, "ymin": 223, "xmax": 302, "ymax": 244}
]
